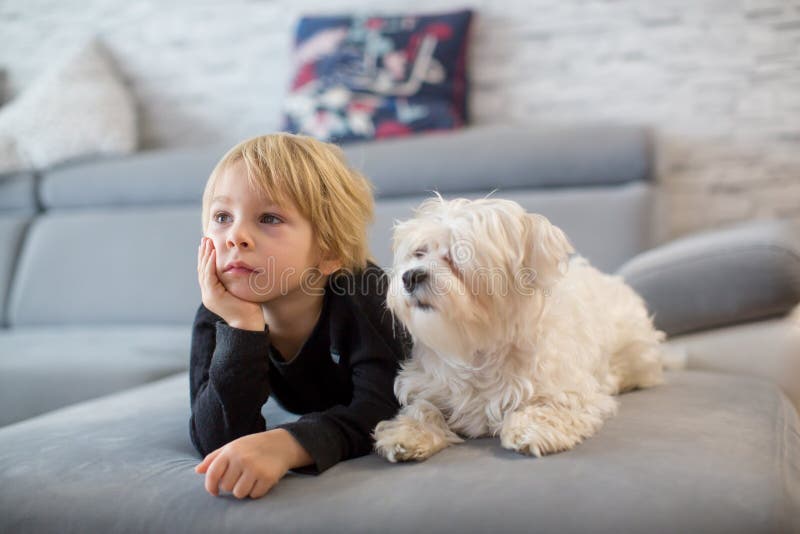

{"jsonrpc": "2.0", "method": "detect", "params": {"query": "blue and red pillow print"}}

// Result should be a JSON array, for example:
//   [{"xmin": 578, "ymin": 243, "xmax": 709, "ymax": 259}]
[{"xmin": 283, "ymin": 9, "xmax": 473, "ymax": 143}]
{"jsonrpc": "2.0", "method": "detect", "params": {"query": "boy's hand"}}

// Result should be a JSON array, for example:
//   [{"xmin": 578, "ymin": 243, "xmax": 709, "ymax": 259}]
[
  {"xmin": 195, "ymin": 429, "xmax": 312, "ymax": 499},
  {"xmin": 197, "ymin": 237, "xmax": 265, "ymax": 331}
]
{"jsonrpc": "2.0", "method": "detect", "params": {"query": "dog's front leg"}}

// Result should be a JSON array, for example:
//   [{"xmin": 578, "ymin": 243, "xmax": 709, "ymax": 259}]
[
  {"xmin": 373, "ymin": 399, "xmax": 463, "ymax": 463},
  {"xmin": 499, "ymin": 393, "xmax": 618, "ymax": 457}
]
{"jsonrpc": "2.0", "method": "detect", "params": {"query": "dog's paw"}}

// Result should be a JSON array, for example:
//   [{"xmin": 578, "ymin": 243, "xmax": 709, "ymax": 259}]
[
  {"xmin": 499, "ymin": 409, "xmax": 579, "ymax": 457},
  {"xmin": 373, "ymin": 417, "xmax": 442, "ymax": 463}
]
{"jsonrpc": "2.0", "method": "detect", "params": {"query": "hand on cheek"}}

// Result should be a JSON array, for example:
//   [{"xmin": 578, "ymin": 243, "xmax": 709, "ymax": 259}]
[{"xmin": 196, "ymin": 237, "xmax": 265, "ymax": 331}]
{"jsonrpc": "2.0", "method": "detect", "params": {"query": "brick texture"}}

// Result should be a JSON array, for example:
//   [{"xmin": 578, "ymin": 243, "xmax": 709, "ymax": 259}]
[{"xmin": 0, "ymin": 0, "xmax": 798, "ymax": 240}]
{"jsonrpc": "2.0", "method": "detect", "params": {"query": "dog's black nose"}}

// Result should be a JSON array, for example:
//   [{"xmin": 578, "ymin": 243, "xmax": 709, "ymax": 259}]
[{"xmin": 402, "ymin": 268, "xmax": 428, "ymax": 292}]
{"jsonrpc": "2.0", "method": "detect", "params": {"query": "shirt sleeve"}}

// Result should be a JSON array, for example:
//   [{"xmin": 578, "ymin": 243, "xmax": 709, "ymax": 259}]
[
  {"xmin": 188, "ymin": 303, "xmax": 272, "ymax": 456},
  {"xmin": 277, "ymin": 266, "xmax": 411, "ymax": 474}
]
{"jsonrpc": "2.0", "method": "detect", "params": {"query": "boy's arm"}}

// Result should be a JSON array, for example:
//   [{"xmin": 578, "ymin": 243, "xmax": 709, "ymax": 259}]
[
  {"xmin": 276, "ymin": 267, "xmax": 410, "ymax": 473},
  {"xmin": 189, "ymin": 303, "xmax": 273, "ymax": 456},
  {"xmin": 277, "ymin": 341, "xmax": 401, "ymax": 473}
]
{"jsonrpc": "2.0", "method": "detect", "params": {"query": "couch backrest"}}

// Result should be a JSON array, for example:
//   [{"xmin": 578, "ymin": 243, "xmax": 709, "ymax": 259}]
[
  {"xmin": 4, "ymin": 123, "xmax": 655, "ymax": 327},
  {"xmin": 0, "ymin": 170, "xmax": 37, "ymax": 326}
]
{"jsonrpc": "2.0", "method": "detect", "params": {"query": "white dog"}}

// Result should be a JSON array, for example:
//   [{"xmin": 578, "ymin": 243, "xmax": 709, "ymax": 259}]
[{"xmin": 373, "ymin": 196, "xmax": 665, "ymax": 462}]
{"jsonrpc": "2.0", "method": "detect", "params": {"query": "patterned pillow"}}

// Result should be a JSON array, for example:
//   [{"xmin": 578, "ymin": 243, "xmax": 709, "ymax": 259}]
[{"xmin": 284, "ymin": 9, "xmax": 473, "ymax": 143}]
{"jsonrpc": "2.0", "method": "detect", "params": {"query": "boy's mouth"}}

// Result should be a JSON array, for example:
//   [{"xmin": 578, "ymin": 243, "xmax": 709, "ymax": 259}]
[{"xmin": 224, "ymin": 261, "xmax": 255, "ymax": 274}]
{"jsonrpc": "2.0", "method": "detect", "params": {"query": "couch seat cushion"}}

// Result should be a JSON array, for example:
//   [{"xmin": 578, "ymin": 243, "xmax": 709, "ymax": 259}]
[
  {"xmin": 0, "ymin": 325, "xmax": 190, "ymax": 426},
  {"xmin": 0, "ymin": 370, "xmax": 797, "ymax": 533},
  {"xmin": 665, "ymin": 316, "xmax": 800, "ymax": 413}
]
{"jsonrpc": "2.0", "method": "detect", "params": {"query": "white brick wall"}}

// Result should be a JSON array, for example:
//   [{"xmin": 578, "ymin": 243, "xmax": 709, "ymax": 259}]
[{"xmin": 1, "ymin": 0, "xmax": 798, "ymax": 240}]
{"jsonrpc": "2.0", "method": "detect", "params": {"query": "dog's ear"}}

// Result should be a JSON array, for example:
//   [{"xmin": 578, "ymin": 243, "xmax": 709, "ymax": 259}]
[
  {"xmin": 392, "ymin": 218, "xmax": 417, "ymax": 258},
  {"xmin": 522, "ymin": 213, "xmax": 575, "ymax": 288}
]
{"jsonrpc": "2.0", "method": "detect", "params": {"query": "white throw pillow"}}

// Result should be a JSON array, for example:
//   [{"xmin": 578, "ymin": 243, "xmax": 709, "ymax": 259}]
[{"xmin": 0, "ymin": 38, "xmax": 137, "ymax": 174}]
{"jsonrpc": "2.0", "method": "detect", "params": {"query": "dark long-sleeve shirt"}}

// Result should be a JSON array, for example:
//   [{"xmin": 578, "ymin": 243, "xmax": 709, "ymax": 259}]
[{"xmin": 189, "ymin": 262, "xmax": 411, "ymax": 474}]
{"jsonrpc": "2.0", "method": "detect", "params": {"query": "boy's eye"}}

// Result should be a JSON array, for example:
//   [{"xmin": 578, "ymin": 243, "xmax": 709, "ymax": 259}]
[
  {"xmin": 260, "ymin": 213, "xmax": 283, "ymax": 225},
  {"xmin": 213, "ymin": 212, "xmax": 231, "ymax": 224}
]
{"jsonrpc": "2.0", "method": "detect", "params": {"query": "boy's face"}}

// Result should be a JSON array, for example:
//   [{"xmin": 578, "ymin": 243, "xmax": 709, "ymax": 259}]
[{"xmin": 205, "ymin": 160, "xmax": 328, "ymax": 303}]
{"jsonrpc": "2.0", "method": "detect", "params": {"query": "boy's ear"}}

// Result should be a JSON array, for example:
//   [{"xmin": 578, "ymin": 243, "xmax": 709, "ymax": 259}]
[{"xmin": 317, "ymin": 257, "xmax": 342, "ymax": 276}]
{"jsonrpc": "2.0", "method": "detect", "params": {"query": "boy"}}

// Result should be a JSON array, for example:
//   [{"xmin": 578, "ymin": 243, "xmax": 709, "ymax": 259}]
[{"xmin": 190, "ymin": 133, "xmax": 410, "ymax": 499}]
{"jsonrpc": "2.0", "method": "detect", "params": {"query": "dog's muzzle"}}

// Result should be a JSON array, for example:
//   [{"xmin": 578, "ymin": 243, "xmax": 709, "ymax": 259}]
[{"xmin": 402, "ymin": 268, "xmax": 428, "ymax": 292}]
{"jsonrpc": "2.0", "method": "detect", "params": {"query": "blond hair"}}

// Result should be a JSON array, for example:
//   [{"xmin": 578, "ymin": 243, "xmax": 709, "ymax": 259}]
[{"xmin": 202, "ymin": 133, "xmax": 374, "ymax": 273}]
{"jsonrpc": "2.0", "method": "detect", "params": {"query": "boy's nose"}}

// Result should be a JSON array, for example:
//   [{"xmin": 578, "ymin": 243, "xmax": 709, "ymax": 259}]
[
  {"xmin": 227, "ymin": 237, "xmax": 251, "ymax": 249},
  {"xmin": 226, "ymin": 225, "xmax": 253, "ymax": 249}
]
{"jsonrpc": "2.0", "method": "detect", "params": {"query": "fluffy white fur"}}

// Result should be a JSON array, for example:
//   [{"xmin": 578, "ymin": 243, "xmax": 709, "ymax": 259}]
[{"xmin": 373, "ymin": 196, "xmax": 665, "ymax": 462}]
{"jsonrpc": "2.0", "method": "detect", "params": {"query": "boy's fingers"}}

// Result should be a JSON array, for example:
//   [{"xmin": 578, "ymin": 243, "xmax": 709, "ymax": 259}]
[
  {"xmin": 198, "ymin": 239, "xmax": 209, "ymax": 279},
  {"xmin": 218, "ymin": 462, "xmax": 242, "ymax": 494},
  {"xmin": 196, "ymin": 240, "xmax": 202, "ymax": 272},
  {"xmin": 195, "ymin": 448, "xmax": 221, "ymax": 473},
  {"xmin": 205, "ymin": 456, "xmax": 229, "ymax": 497},
  {"xmin": 204, "ymin": 249, "xmax": 215, "ymax": 289},
  {"xmin": 195, "ymin": 456, "xmax": 207, "ymax": 473},
  {"xmin": 201, "ymin": 245, "xmax": 215, "ymax": 288},
  {"xmin": 250, "ymin": 479, "xmax": 272, "ymax": 499},
  {"xmin": 232, "ymin": 473, "xmax": 257, "ymax": 500}
]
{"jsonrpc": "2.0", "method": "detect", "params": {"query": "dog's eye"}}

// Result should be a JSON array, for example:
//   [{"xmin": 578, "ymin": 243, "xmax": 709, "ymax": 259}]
[
  {"xmin": 413, "ymin": 248, "xmax": 427, "ymax": 259},
  {"xmin": 443, "ymin": 253, "xmax": 456, "ymax": 270}
]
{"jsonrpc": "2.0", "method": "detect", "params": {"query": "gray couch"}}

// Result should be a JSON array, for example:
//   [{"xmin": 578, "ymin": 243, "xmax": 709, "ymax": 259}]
[{"xmin": 0, "ymin": 124, "xmax": 798, "ymax": 533}]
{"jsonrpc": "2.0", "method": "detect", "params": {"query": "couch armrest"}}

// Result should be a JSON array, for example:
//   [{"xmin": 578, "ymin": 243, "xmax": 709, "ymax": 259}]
[{"xmin": 617, "ymin": 218, "xmax": 800, "ymax": 336}]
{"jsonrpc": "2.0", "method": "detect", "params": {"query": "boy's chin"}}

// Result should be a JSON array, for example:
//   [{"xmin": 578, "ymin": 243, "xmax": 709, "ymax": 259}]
[{"xmin": 224, "ymin": 280, "xmax": 270, "ymax": 304}]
